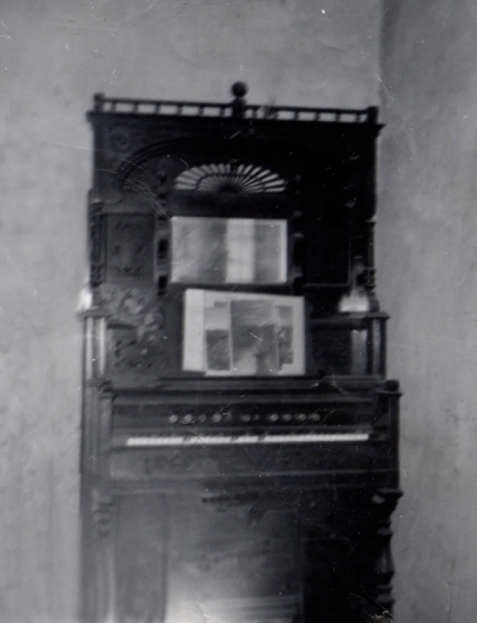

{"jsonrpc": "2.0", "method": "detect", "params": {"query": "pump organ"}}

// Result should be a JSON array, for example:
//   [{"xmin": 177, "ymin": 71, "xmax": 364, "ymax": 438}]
[{"xmin": 81, "ymin": 84, "xmax": 401, "ymax": 623}]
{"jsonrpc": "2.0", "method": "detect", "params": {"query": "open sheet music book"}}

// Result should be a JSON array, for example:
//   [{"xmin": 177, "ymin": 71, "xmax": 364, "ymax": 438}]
[
  {"xmin": 183, "ymin": 289, "xmax": 305, "ymax": 376},
  {"xmin": 171, "ymin": 217, "xmax": 288, "ymax": 284}
]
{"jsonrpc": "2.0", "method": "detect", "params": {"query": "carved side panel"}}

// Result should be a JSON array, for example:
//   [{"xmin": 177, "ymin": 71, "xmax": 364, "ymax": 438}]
[
  {"xmin": 98, "ymin": 283, "xmax": 168, "ymax": 383},
  {"xmin": 105, "ymin": 214, "xmax": 154, "ymax": 282}
]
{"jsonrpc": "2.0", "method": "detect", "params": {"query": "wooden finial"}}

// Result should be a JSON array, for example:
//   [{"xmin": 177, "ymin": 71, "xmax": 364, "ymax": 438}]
[{"xmin": 231, "ymin": 82, "xmax": 248, "ymax": 118}]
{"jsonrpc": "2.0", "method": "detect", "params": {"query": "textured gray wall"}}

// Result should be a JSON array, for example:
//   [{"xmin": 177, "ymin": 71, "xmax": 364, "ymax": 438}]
[
  {"xmin": 379, "ymin": 2, "xmax": 477, "ymax": 622},
  {"xmin": 0, "ymin": 1, "xmax": 381, "ymax": 621}
]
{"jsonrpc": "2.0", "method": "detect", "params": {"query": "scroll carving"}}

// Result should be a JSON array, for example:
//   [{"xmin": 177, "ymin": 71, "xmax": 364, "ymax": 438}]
[
  {"xmin": 105, "ymin": 127, "xmax": 132, "ymax": 154},
  {"xmin": 121, "ymin": 156, "xmax": 183, "ymax": 215}
]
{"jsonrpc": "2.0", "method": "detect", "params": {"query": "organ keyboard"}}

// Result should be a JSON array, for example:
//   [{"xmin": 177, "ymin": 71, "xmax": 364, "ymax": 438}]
[{"xmin": 122, "ymin": 432, "xmax": 371, "ymax": 446}]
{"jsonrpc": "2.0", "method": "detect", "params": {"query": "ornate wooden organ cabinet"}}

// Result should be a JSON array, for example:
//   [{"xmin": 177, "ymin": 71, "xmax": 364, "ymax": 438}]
[{"xmin": 81, "ymin": 84, "xmax": 401, "ymax": 623}]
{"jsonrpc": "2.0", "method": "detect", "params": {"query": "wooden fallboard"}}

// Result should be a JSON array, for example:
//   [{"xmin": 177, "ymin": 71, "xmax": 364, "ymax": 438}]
[{"xmin": 109, "ymin": 440, "xmax": 395, "ymax": 485}]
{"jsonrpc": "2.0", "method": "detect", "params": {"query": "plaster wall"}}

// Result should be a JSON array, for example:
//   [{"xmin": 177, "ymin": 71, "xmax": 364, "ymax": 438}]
[
  {"xmin": 0, "ymin": 1, "xmax": 381, "ymax": 621},
  {"xmin": 378, "ymin": 1, "xmax": 477, "ymax": 621}
]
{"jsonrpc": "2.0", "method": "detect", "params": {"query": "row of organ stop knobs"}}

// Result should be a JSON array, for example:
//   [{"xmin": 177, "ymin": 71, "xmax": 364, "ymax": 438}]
[{"xmin": 167, "ymin": 411, "xmax": 323, "ymax": 425}]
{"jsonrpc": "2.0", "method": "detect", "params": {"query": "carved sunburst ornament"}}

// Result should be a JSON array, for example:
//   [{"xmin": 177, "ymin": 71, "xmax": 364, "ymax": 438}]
[{"xmin": 174, "ymin": 163, "xmax": 287, "ymax": 193}]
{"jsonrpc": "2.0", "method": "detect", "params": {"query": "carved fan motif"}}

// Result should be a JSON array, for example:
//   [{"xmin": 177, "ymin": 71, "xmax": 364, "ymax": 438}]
[{"xmin": 174, "ymin": 163, "xmax": 287, "ymax": 193}]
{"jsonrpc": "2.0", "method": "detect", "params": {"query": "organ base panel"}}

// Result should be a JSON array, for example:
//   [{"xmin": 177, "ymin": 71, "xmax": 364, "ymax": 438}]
[{"xmin": 80, "ymin": 85, "xmax": 401, "ymax": 623}]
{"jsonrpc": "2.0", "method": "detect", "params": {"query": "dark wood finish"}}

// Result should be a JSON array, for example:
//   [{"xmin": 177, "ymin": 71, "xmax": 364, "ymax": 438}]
[{"xmin": 80, "ymin": 84, "xmax": 400, "ymax": 623}]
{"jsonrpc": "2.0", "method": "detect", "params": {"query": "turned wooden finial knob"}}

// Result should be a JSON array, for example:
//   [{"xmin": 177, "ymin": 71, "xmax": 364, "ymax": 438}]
[
  {"xmin": 231, "ymin": 82, "xmax": 248, "ymax": 118},
  {"xmin": 231, "ymin": 82, "xmax": 248, "ymax": 98}
]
